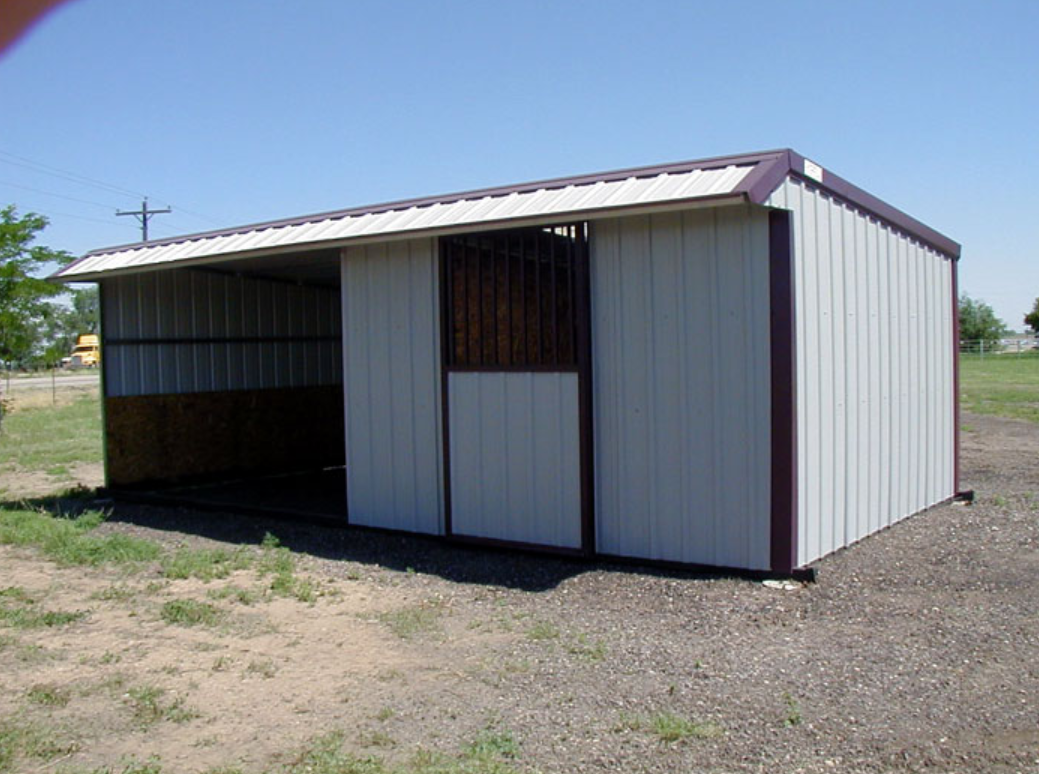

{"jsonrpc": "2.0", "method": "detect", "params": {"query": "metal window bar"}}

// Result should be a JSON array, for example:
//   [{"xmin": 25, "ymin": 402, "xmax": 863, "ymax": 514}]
[{"xmin": 443, "ymin": 224, "xmax": 582, "ymax": 369}]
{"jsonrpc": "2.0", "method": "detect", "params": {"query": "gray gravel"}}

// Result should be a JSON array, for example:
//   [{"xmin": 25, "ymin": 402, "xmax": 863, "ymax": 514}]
[{"xmin": 99, "ymin": 411, "xmax": 1039, "ymax": 773}]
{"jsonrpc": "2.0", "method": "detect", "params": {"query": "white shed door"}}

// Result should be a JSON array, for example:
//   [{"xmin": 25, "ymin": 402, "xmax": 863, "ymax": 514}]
[{"xmin": 439, "ymin": 225, "xmax": 591, "ymax": 552}]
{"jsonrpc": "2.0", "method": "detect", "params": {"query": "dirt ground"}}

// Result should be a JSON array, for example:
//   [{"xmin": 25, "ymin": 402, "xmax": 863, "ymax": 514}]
[{"xmin": 1, "ymin": 412, "xmax": 1037, "ymax": 773}]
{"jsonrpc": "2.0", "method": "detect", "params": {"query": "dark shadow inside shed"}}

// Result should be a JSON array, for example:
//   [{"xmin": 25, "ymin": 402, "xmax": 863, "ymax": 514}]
[{"xmin": 102, "ymin": 249, "xmax": 347, "ymax": 521}]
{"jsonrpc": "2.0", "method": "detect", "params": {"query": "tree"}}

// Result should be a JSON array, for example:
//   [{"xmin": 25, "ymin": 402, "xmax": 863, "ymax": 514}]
[
  {"xmin": 0, "ymin": 205, "xmax": 72, "ymax": 367},
  {"xmin": 1024, "ymin": 298, "xmax": 1039, "ymax": 335},
  {"xmin": 47, "ymin": 286, "xmax": 99, "ymax": 357},
  {"xmin": 958, "ymin": 294, "xmax": 1007, "ymax": 349}
]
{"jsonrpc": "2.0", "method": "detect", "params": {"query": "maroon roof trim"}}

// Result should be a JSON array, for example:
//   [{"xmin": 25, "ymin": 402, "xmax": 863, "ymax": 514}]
[{"xmin": 750, "ymin": 149, "xmax": 961, "ymax": 259}]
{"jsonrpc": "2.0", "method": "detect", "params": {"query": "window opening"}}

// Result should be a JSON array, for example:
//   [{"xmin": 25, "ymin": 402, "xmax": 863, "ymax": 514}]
[{"xmin": 442, "ymin": 224, "xmax": 584, "ymax": 369}]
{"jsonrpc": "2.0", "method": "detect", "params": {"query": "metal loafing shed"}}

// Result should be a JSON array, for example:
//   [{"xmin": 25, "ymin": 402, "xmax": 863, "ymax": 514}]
[{"xmin": 53, "ymin": 149, "xmax": 962, "ymax": 576}]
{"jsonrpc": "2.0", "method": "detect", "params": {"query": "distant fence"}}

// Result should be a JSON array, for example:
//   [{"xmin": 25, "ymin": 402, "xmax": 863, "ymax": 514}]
[{"xmin": 959, "ymin": 339, "xmax": 1039, "ymax": 358}]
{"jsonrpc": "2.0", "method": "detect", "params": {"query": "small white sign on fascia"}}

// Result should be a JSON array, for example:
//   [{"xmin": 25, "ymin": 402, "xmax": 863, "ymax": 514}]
[{"xmin": 803, "ymin": 159, "xmax": 824, "ymax": 183}]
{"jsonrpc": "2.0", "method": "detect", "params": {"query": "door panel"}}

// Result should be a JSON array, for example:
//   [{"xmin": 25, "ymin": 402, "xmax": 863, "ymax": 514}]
[
  {"xmin": 448, "ymin": 372, "xmax": 581, "ymax": 548},
  {"xmin": 440, "ymin": 224, "xmax": 592, "ymax": 552}
]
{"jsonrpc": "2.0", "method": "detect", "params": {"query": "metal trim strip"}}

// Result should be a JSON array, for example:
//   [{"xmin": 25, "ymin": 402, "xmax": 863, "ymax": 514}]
[{"xmin": 768, "ymin": 210, "xmax": 798, "ymax": 574}]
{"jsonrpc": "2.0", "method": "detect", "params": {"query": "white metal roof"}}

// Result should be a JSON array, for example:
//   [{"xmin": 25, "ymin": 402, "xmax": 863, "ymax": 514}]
[
  {"xmin": 55, "ymin": 161, "xmax": 759, "ymax": 281},
  {"xmin": 52, "ymin": 148, "xmax": 961, "ymax": 282}
]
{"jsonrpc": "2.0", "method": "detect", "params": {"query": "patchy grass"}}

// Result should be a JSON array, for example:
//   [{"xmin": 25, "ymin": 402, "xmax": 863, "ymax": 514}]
[
  {"xmin": 0, "ymin": 392, "xmax": 101, "ymax": 477},
  {"xmin": 162, "ymin": 546, "xmax": 252, "ymax": 581},
  {"xmin": 159, "ymin": 599, "xmax": 224, "ymax": 628},
  {"xmin": 526, "ymin": 620, "xmax": 560, "ymax": 641},
  {"xmin": 0, "ymin": 716, "xmax": 78, "ymax": 773},
  {"xmin": 566, "ymin": 632, "xmax": 607, "ymax": 663},
  {"xmin": 782, "ymin": 692, "xmax": 802, "ymax": 727},
  {"xmin": 378, "ymin": 601, "xmax": 443, "ymax": 640},
  {"xmin": 245, "ymin": 659, "xmax": 278, "ymax": 679},
  {"xmin": 0, "ymin": 587, "xmax": 87, "ymax": 630},
  {"xmin": 617, "ymin": 711, "xmax": 723, "ymax": 743},
  {"xmin": 124, "ymin": 685, "xmax": 200, "ymax": 727},
  {"xmin": 281, "ymin": 729, "xmax": 522, "ymax": 774},
  {"xmin": 26, "ymin": 684, "xmax": 71, "ymax": 707},
  {"xmin": 207, "ymin": 585, "xmax": 261, "ymax": 606},
  {"xmin": 960, "ymin": 351, "xmax": 1039, "ymax": 423},
  {"xmin": 257, "ymin": 533, "xmax": 318, "ymax": 603},
  {"xmin": 0, "ymin": 508, "xmax": 160, "ymax": 567}
]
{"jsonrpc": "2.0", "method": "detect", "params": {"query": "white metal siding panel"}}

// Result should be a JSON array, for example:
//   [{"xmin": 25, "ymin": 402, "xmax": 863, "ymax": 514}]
[
  {"xmin": 101, "ymin": 271, "xmax": 342, "ymax": 397},
  {"xmin": 591, "ymin": 207, "xmax": 772, "ymax": 570},
  {"xmin": 767, "ymin": 179, "xmax": 955, "ymax": 566},
  {"xmin": 340, "ymin": 239, "xmax": 443, "ymax": 535},
  {"xmin": 448, "ymin": 372, "xmax": 582, "ymax": 549}
]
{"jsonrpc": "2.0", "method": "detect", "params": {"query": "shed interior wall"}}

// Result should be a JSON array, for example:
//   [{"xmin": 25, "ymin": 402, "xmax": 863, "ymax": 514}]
[
  {"xmin": 100, "ymin": 268, "xmax": 345, "ymax": 494},
  {"xmin": 590, "ymin": 206, "xmax": 773, "ymax": 569},
  {"xmin": 767, "ymin": 178, "xmax": 955, "ymax": 566}
]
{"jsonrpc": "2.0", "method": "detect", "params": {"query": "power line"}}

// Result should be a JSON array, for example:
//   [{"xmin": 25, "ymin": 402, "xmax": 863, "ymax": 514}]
[
  {"xmin": 28, "ymin": 207, "xmax": 139, "ymax": 229},
  {"xmin": 0, "ymin": 149, "xmax": 224, "ymax": 228},
  {"xmin": 0, "ymin": 150, "xmax": 144, "ymax": 200},
  {"xmin": 0, "ymin": 179, "xmax": 120, "ymax": 210}
]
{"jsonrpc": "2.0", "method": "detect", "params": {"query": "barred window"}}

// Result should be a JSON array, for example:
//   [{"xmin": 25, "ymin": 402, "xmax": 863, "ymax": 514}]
[{"xmin": 441, "ymin": 224, "xmax": 584, "ymax": 369}]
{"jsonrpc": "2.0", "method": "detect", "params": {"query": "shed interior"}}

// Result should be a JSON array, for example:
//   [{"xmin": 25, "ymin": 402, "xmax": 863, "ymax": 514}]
[{"xmin": 101, "ymin": 248, "xmax": 348, "ymax": 521}]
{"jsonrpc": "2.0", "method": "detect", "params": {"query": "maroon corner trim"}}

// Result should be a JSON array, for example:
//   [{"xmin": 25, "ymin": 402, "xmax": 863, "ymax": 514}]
[
  {"xmin": 769, "ymin": 210, "xmax": 798, "ymax": 575},
  {"xmin": 575, "ymin": 223, "xmax": 595, "ymax": 556},
  {"xmin": 951, "ymin": 259, "xmax": 961, "ymax": 493}
]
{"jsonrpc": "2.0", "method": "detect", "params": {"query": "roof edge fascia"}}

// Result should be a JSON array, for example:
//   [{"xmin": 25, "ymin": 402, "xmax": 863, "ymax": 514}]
[{"xmin": 743, "ymin": 149, "xmax": 960, "ymax": 259}]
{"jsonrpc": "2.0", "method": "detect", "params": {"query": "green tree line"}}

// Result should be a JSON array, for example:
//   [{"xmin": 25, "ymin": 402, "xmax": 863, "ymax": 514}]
[{"xmin": 1, "ymin": 205, "xmax": 99, "ymax": 369}]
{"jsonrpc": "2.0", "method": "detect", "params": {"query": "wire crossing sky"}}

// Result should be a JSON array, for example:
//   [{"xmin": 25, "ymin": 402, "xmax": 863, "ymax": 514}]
[{"xmin": 1, "ymin": 0, "xmax": 1036, "ymax": 327}]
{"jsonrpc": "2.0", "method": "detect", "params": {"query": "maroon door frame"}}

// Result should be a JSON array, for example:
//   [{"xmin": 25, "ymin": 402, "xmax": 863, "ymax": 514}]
[{"xmin": 437, "ymin": 224, "xmax": 595, "ymax": 556}]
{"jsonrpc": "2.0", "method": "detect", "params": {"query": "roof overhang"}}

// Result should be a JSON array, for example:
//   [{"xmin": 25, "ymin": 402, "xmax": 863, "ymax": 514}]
[{"xmin": 51, "ymin": 148, "xmax": 960, "ymax": 283}]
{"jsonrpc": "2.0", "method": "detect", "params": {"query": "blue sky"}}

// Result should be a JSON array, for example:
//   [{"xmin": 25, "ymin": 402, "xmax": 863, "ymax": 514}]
[{"xmin": 1, "ymin": 0, "xmax": 1036, "ymax": 328}]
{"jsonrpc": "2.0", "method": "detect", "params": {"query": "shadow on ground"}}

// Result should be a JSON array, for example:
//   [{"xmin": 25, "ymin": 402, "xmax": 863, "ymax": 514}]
[{"xmin": 1, "ymin": 488, "xmax": 733, "ymax": 593}]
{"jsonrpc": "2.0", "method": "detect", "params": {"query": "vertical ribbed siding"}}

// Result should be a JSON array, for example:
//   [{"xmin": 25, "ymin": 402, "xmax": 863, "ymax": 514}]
[
  {"xmin": 341, "ymin": 239, "xmax": 443, "ymax": 535},
  {"xmin": 767, "ymin": 179, "xmax": 955, "ymax": 566},
  {"xmin": 448, "ymin": 372, "xmax": 581, "ymax": 549},
  {"xmin": 590, "ymin": 206, "xmax": 772, "ymax": 570},
  {"xmin": 100, "ymin": 269, "xmax": 341, "ymax": 397}
]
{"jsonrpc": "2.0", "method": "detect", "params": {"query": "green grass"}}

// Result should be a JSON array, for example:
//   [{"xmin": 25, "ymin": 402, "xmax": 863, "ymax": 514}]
[
  {"xmin": 159, "ymin": 599, "xmax": 224, "ymax": 628},
  {"xmin": 0, "ymin": 717, "xmax": 78, "ymax": 773},
  {"xmin": 525, "ymin": 620, "xmax": 559, "ymax": 641},
  {"xmin": 617, "ymin": 711, "xmax": 723, "ymax": 744},
  {"xmin": 960, "ymin": 351, "xmax": 1039, "ymax": 423},
  {"xmin": 161, "ymin": 546, "xmax": 252, "ymax": 581},
  {"xmin": 26, "ymin": 684, "xmax": 71, "ymax": 707},
  {"xmin": 0, "ymin": 393, "xmax": 101, "ymax": 476},
  {"xmin": 0, "ymin": 508, "xmax": 161, "ymax": 567},
  {"xmin": 0, "ymin": 587, "xmax": 87, "ymax": 630},
  {"xmin": 257, "ymin": 533, "xmax": 318, "ymax": 603},
  {"xmin": 378, "ymin": 601, "xmax": 443, "ymax": 640},
  {"xmin": 124, "ymin": 685, "xmax": 200, "ymax": 727},
  {"xmin": 281, "ymin": 728, "xmax": 522, "ymax": 774}
]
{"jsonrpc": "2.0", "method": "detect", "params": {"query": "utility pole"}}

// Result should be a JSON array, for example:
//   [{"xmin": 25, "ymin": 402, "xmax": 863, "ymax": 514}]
[{"xmin": 116, "ymin": 197, "xmax": 171, "ymax": 242}]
